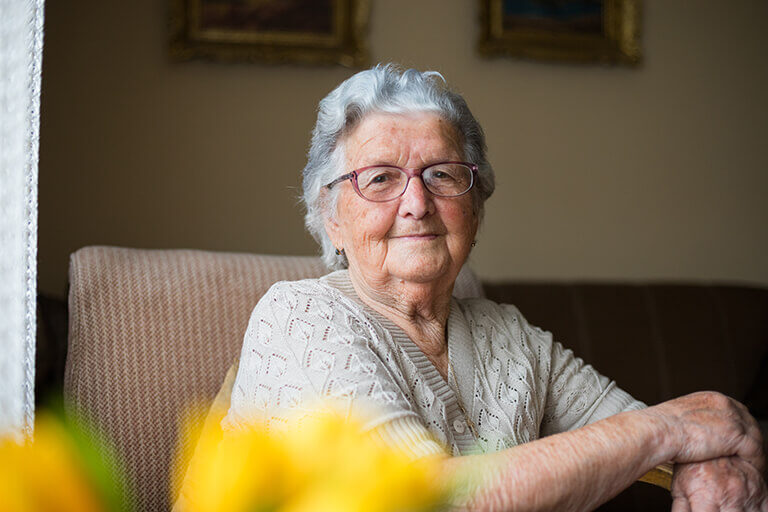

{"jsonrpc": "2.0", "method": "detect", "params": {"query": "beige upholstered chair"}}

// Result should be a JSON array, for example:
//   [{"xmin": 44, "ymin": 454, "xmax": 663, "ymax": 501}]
[{"xmin": 64, "ymin": 246, "xmax": 486, "ymax": 511}]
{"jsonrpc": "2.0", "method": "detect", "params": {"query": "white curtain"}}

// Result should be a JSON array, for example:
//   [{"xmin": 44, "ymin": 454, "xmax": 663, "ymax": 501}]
[{"xmin": 0, "ymin": 0, "xmax": 44, "ymax": 440}]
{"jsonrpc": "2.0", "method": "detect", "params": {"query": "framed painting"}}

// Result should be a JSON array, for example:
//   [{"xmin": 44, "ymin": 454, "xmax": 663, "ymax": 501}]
[
  {"xmin": 170, "ymin": 0, "xmax": 370, "ymax": 67},
  {"xmin": 478, "ymin": 0, "xmax": 642, "ymax": 66}
]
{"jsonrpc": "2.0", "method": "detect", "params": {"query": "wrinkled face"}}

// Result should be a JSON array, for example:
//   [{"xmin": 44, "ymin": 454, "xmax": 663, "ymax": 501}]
[{"xmin": 324, "ymin": 112, "xmax": 478, "ymax": 287}]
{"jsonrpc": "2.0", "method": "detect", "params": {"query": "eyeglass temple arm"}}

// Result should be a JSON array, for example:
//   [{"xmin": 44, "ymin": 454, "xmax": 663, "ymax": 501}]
[{"xmin": 326, "ymin": 173, "xmax": 354, "ymax": 190}]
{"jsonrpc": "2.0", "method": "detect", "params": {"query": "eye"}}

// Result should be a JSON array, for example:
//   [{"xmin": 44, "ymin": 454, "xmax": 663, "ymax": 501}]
[
  {"xmin": 358, "ymin": 167, "xmax": 403, "ymax": 189},
  {"xmin": 370, "ymin": 173, "xmax": 389, "ymax": 183},
  {"xmin": 429, "ymin": 168, "xmax": 459, "ymax": 181},
  {"xmin": 423, "ymin": 164, "xmax": 473, "ymax": 196}
]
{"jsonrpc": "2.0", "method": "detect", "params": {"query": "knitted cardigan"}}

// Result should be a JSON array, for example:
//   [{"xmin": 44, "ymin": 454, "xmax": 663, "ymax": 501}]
[{"xmin": 225, "ymin": 270, "xmax": 645, "ymax": 457}]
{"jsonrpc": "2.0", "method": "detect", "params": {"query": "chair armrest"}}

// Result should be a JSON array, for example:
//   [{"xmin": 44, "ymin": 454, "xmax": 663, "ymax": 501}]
[{"xmin": 638, "ymin": 462, "xmax": 673, "ymax": 490}]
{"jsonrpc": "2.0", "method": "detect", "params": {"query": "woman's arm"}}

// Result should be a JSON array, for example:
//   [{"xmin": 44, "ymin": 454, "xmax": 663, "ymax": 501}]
[
  {"xmin": 443, "ymin": 392, "xmax": 766, "ymax": 512},
  {"xmin": 444, "ymin": 406, "xmax": 668, "ymax": 511}
]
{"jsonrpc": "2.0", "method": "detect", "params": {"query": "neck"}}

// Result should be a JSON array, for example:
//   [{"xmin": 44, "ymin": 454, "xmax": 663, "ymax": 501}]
[{"xmin": 347, "ymin": 266, "xmax": 453, "ymax": 363}]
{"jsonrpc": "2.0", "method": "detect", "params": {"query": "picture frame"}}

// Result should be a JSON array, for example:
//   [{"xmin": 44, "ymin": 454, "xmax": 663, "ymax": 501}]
[
  {"xmin": 169, "ymin": 0, "xmax": 370, "ymax": 67},
  {"xmin": 478, "ymin": 0, "xmax": 642, "ymax": 66}
]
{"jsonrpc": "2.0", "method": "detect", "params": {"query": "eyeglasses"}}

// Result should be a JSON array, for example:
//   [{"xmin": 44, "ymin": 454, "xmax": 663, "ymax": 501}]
[{"xmin": 325, "ymin": 161, "xmax": 478, "ymax": 203}]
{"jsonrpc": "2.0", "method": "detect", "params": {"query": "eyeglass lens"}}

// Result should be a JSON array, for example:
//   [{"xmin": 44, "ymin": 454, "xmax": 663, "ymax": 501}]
[{"xmin": 356, "ymin": 163, "xmax": 473, "ymax": 201}]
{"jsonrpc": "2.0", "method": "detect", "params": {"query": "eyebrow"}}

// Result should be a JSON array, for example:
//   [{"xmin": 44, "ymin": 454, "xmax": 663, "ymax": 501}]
[{"xmin": 355, "ymin": 158, "xmax": 463, "ymax": 169}]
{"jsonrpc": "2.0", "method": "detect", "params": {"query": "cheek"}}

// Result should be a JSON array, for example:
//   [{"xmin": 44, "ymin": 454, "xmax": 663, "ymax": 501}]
[
  {"xmin": 442, "ymin": 200, "xmax": 478, "ymax": 237},
  {"xmin": 340, "ymin": 200, "xmax": 397, "ymax": 244}
]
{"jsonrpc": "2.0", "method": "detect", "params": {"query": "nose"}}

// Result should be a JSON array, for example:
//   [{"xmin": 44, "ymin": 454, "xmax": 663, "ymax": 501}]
[{"xmin": 397, "ymin": 175, "xmax": 435, "ymax": 219}]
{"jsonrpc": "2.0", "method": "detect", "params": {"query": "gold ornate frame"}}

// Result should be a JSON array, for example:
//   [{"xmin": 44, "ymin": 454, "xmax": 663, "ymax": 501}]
[
  {"xmin": 169, "ymin": 0, "xmax": 370, "ymax": 67},
  {"xmin": 478, "ymin": 0, "xmax": 642, "ymax": 66}
]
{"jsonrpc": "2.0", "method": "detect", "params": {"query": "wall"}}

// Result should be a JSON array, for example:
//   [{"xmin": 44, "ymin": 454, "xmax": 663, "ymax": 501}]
[{"xmin": 38, "ymin": 1, "xmax": 768, "ymax": 297}]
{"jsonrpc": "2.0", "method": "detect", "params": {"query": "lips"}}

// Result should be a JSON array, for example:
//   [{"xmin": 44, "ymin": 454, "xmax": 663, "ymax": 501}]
[{"xmin": 391, "ymin": 233, "xmax": 441, "ymax": 239}]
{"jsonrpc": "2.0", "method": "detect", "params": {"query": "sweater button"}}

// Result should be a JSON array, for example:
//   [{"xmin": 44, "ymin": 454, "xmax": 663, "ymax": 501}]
[{"xmin": 453, "ymin": 419, "xmax": 466, "ymax": 434}]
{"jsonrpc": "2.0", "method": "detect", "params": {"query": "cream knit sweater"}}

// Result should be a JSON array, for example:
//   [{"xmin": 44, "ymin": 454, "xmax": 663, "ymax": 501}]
[{"xmin": 225, "ymin": 270, "xmax": 645, "ymax": 457}]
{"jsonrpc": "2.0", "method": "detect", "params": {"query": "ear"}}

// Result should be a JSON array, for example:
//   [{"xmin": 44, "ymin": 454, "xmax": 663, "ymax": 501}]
[{"xmin": 323, "ymin": 204, "xmax": 344, "ymax": 251}]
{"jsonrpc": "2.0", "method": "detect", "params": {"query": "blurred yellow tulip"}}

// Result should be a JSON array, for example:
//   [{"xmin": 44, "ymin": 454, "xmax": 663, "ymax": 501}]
[
  {"xmin": 175, "ymin": 406, "xmax": 450, "ymax": 512},
  {"xmin": 0, "ymin": 411, "xmax": 122, "ymax": 512}
]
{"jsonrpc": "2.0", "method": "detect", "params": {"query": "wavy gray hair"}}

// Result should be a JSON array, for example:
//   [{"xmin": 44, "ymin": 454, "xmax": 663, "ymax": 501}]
[{"xmin": 301, "ymin": 63, "xmax": 495, "ymax": 269}]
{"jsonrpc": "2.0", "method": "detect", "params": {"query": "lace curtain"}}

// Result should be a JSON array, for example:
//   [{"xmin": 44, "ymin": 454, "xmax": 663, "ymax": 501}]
[{"xmin": 0, "ymin": 0, "xmax": 44, "ymax": 440}]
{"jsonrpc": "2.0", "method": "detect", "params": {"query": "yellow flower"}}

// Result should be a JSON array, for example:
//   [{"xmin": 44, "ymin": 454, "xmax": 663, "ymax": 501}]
[
  {"xmin": 175, "ymin": 406, "xmax": 450, "ymax": 512},
  {"xmin": 0, "ymin": 411, "xmax": 121, "ymax": 512},
  {"xmin": 282, "ymin": 414, "xmax": 446, "ymax": 512}
]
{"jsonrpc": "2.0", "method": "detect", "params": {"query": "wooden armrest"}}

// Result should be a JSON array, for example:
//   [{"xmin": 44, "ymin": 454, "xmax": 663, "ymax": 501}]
[{"xmin": 638, "ymin": 462, "xmax": 674, "ymax": 490}]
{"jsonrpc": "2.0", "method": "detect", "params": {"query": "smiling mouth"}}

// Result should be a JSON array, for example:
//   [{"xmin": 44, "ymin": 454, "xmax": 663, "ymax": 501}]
[{"xmin": 393, "ymin": 234, "xmax": 440, "ymax": 240}]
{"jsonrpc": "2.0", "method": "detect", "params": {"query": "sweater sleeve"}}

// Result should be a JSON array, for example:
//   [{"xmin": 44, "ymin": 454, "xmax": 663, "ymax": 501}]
[
  {"xmin": 224, "ymin": 281, "xmax": 429, "ymax": 436},
  {"xmin": 513, "ymin": 317, "xmax": 646, "ymax": 437}
]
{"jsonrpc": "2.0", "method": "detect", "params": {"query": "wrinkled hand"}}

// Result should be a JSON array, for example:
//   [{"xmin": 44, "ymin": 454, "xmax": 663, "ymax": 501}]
[
  {"xmin": 671, "ymin": 457, "xmax": 768, "ymax": 512},
  {"xmin": 648, "ymin": 391, "xmax": 765, "ymax": 471}
]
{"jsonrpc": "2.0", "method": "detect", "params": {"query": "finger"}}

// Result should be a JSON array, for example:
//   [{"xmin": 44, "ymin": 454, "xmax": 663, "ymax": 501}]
[
  {"xmin": 718, "ymin": 396, "xmax": 764, "ymax": 470},
  {"xmin": 728, "ymin": 456, "xmax": 768, "ymax": 512},
  {"xmin": 671, "ymin": 496, "xmax": 692, "ymax": 512},
  {"xmin": 735, "ymin": 431, "xmax": 766, "ymax": 473},
  {"xmin": 686, "ymin": 494, "xmax": 721, "ymax": 512},
  {"xmin": 744, "ymin": 427, "xmax": 766, "ymax": 474},
  {"xmin": 730, "ymin": 399, "xmax": 766, "ymax": 472}
]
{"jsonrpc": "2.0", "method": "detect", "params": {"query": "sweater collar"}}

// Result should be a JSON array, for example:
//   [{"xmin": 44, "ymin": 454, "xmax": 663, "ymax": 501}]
[{"xmin": 320, "ymin": 270, "xmax": 479, "ymax": 449}]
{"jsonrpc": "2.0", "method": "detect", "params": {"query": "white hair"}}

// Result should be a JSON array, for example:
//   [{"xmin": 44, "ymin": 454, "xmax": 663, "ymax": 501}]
[{"xmin": 301, "ymin": 63, "xmax": 495, "ymax": 269}]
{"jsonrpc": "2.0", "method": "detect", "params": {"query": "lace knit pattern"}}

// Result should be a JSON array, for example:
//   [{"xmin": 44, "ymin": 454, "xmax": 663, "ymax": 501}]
[{"xmin": 226, "ymin": 271, "xmax": 644, "ymax": 456}]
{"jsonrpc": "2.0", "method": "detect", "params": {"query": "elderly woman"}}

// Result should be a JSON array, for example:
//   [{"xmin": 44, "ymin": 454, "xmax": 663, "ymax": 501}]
[{"xmin": 225, "ymin": 64, "xmax": 766, "ymax": 510}]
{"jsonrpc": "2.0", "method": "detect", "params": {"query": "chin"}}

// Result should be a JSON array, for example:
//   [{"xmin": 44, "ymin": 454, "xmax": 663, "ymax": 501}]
[{"xmin": 389, "ymin": 255, "xmax": 453, "ymax": 284}]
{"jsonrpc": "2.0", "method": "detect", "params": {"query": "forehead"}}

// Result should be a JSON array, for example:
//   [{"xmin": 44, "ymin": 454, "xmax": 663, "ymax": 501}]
[{"xmin": 343, "ymin": 112, "xmax": 463, "ymax": 166}]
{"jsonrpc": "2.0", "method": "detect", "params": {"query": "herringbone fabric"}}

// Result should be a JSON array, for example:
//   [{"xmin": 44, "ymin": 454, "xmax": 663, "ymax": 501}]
[{"xmin": 64, "ymin": 247, "xmax": 328, "ymax": 512}]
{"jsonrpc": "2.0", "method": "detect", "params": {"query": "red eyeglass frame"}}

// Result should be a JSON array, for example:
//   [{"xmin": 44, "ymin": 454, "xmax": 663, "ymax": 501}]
[{"xmin": 324, "ymin": 161, "xmax": 478, "ymax": 202}]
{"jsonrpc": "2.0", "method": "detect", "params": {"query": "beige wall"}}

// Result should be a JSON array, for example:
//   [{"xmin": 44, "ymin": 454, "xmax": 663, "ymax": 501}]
[{"xmin": 39, "ymin": 1, "xmax": 768, "ymax": 297}]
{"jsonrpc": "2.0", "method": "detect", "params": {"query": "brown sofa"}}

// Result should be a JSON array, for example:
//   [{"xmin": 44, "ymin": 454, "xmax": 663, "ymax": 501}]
[
  {"xmin": 483, "ymin": 282, "xmax": 768, "ymax": 509},
  {"xmin": 59, "ymin": 246, "xmax": 768, "ymax": 511}
]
